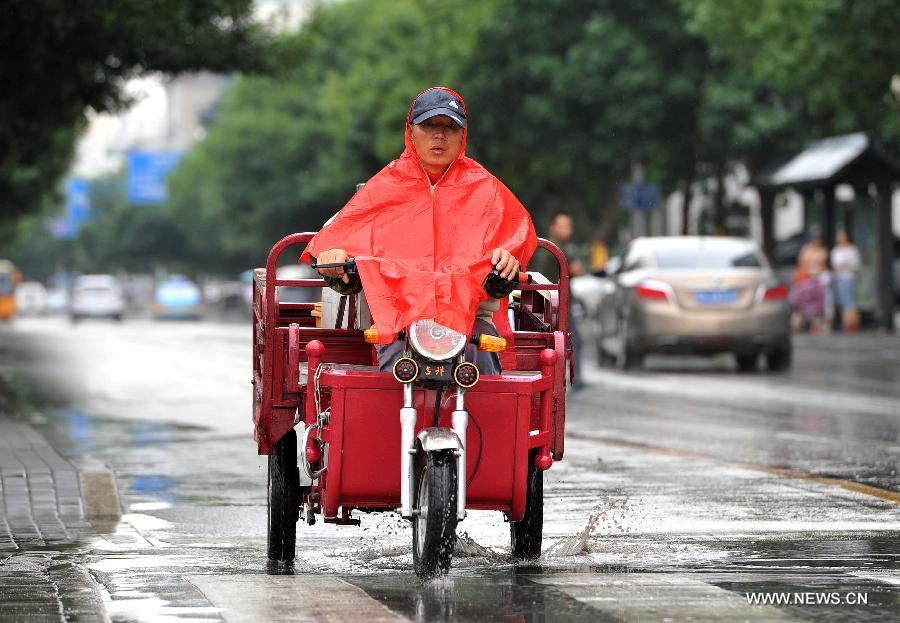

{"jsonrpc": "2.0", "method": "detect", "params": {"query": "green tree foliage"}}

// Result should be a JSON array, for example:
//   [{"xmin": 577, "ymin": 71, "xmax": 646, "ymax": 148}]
[
  {"xmin": 73, "ymin": 174, "xmax": 192, "ymax": 273},
  {"xmin": 682, "ymin": 0, "xmax": 900, "ymax": 142},
  {"xmin": 0, "ymin": 0, "xmax": 263, "ymax": 233},
  {"xmin": 463, "ymin": 0, "xmax": 708, "ymax": 234},
  {"xmin": 167, "ymin": 0, "xmax": 500, "ymax": 269},
  {"xmin": 11, "ymin": 0, "xmax": 898, "ymax": 277}
]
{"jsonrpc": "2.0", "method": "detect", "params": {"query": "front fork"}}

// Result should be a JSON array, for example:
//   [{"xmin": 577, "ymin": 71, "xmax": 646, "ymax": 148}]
[{"xmin": 399, "ymin": 383, "xmax": 468, "ymax": 522}]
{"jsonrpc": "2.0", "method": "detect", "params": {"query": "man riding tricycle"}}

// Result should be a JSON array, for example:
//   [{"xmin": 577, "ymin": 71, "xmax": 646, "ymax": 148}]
[{"xmin": 251, "ymin": 88, "xmax": 573, "ymax": 578}]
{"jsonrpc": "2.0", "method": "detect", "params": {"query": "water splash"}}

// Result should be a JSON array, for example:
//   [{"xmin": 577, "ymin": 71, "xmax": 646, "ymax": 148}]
[
  {"xmin": 544, "ymin": 489, "xmax": 635, "ymax": 558},
  {"xmin": 544, "ymin": 512, "xmax": 600, "ymax": 557}
]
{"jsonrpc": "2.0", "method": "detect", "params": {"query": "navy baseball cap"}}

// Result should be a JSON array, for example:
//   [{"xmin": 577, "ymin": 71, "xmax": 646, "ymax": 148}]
[{"xmin": 409, "ymin": 88, "xmax": 467, "ymax": 128}]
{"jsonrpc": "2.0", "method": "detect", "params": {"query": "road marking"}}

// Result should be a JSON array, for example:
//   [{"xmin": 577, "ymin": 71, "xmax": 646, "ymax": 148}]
[
  {"xmin": 570, "ymin": 432, "xmax": 900, "ymax": 505},
  {"xmin": 187, "ymin": 574, "xmax": 407, "ymax": 623},
  {"xmin": 525, "ymin": 572, "xmax": 802, "ymax": 622}
]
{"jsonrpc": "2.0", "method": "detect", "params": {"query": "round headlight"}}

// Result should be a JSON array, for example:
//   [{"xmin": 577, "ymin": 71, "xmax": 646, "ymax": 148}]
[{"xmin": 409, "ymin": 318, "xmax": 467, "ymax": 361}]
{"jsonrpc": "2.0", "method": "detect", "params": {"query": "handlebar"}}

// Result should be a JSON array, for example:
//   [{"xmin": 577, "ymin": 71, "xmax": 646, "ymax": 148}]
[
  {"xmin": 312, "ymin": 258, "xmax": 529, "ymax": 298},
  {"xmin": 310, "ymin": 259, "xmax": 358, "ymax": 274}
]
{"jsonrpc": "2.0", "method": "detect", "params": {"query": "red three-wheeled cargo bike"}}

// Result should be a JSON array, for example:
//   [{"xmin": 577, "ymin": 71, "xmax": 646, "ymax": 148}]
[{"xmin": 253, "ymin": 232, "xmax": 571, "ymax": 578}]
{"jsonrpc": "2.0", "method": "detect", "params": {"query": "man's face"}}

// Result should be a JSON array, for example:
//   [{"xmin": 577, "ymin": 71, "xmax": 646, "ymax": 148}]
[
  {"xmin": 549, "ymin": 214, "xmax": 573, "ymax": 242},
  {"xmin": 408, "ymin": 115, "xmax": 463, "ymax": 175}
]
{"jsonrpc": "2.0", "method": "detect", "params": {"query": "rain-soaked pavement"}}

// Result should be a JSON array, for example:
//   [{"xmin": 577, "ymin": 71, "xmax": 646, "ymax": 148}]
[{"xmin": 0, "ymin": 317, "xmax": 898, "ymax": 622}]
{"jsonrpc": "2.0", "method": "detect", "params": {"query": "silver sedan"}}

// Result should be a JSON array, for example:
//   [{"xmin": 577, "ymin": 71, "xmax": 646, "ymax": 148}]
[{"xmin": 594, "ymin": 237, "xmax": 791, "ymax": 372}]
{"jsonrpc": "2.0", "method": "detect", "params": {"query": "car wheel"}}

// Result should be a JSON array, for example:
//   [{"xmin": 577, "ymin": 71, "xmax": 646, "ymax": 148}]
[
  {"xmin": 596, "ymin": 341, "xmax": 615, "ymax": 367},
  {"xmin": 736, "ymin": 353, "xmax": 758, "ymax": 373},
  {"xmin": 766, "ymin": 346, "xmax": 792, "ymax": 372},
  {"xmin": 615, "ymin": 317, "xmax": 643, "ymax": 371}
]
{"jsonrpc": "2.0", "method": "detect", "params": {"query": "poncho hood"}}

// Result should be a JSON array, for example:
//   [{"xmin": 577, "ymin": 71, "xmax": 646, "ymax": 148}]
[{"xmin": 302, "ymin": 87, "xmax": 537, "ymax": 344}]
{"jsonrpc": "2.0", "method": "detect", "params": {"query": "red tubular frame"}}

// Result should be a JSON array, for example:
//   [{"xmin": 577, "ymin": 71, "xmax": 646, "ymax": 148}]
[{"xmin": 252, "ymin": 232, "xmax": 572, "ymax": 520}]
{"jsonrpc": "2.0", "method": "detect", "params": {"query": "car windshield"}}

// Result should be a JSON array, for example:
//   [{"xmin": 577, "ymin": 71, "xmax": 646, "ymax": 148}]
[{"xmin": 653, "ymin": 245, "xmax": 762, "ymax": 269}]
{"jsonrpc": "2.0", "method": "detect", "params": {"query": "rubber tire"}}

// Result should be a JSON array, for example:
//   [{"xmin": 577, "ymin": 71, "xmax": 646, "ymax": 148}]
[
  {"xmin": 510, "ymin": 462, "xmax": 543, "ymax": 560},
  {"xmin": 597, "ymin": 341, "xmax": 616, "ymax": 367},
  {"xmin": 767, "ymin": 346, "xmax": 792, "ymax": 372},
  {"xmin": 412, "ymin": 451, "xmax": 458, "ymax": 579},
  {"xmin": 267, "ymin": 428, "xmax": 299, "ymax": 570},
  {"xmin": 616, "ymin": 317, "xmax": 644, "ymax": 371},
  {"xmin": 735, "ymin": 353, "xmax": 757, "ymax": 373},
  {"xmin": 617, "ymin": 340, "xmax": 644, "ymax": 371}
]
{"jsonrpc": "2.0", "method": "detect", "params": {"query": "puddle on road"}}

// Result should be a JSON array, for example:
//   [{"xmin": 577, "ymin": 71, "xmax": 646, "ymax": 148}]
[
  {"xmin": 8, "ymin": 402, "xmax": 896, "ymax": 622},
  {"xmin": 347, "ymin": 572, "xmax": 614, "ymax": 623}
]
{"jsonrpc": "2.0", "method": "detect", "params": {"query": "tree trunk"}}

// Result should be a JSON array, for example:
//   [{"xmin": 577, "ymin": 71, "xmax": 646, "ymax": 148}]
[
  {"xmin": 681, "ymin": 177, "xmax": 694, "ymax": 236},
  {"xmin": 713, "ymin": 161, "xmax": 726, "ymax": 234}
]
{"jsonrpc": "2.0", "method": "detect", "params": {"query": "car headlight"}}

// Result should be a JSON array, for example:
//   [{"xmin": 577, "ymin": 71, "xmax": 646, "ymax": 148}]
[{"xmin": 408, "ymin": 318, "xmax": 467, "ymax": 361}]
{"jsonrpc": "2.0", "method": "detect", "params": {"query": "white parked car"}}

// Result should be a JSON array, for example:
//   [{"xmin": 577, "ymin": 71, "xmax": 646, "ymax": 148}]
[
  {"xmin": 15, "ymin": 282, "xmax": 48, "ymax": 316},
  {"xmin": 70, "ymin": 274, "xmax": 126, "ymax": 322}
]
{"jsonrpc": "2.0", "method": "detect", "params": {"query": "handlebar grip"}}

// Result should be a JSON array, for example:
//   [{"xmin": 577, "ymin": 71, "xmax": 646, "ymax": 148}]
[
  {"xmin": 312, "ymin": 258, "xmax": 361, "ymax": 295},
  {"xmin": 483, "ymin": 269, "xmax": 529, "ymax": 298},
  {"xmin": 311, "ymin": 259, "xmax": 357, "ymax": 273}
]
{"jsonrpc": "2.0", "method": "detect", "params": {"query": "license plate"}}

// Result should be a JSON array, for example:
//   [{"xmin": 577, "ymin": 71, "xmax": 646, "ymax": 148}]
[
  {"xmin": 419, "ymin": 362, "xmax": 454, "ymax": 382},
  {"xmin": 695, "ymin": 289, "xmax": 739, "ymax": 305}
]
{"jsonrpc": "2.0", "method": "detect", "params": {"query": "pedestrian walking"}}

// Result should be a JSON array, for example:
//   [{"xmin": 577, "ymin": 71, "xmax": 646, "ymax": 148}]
[
  {"xmin": 831, "ymin": 229, "xmax": 861, "ymax": 332},
  {"xmin": 537, "ymin": 211, "xmax": 586, "ymax": 389}
]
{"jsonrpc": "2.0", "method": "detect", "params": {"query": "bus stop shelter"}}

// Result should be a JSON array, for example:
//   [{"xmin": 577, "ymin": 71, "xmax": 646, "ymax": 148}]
[{"xmin": 753, "ymin": 133, "xmax": 899, "ymax": 331}]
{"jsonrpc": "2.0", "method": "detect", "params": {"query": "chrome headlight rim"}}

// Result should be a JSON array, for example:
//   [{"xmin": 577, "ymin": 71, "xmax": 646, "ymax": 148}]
[{"xmin": 408, "ymin": 318, "xmax": 467, "ymax": 362}]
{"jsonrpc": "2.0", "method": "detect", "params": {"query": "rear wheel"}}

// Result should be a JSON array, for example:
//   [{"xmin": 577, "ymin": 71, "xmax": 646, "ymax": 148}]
[
  {"xmin": 412, "ymin": 451, "xmax": 458, "ymax": 579},
  {"xmin": 616, "ymin": 317, "xmax": 644, "ymax": 371},
  {"xmin": 510, "ymin": 461, "xmax": 543, "ymax": 560},
  {"xmin": 767, "ymin": 346, "xmax": 792, "ymax": 372},
  {"xmin": 735, "ymin": 353, "xmax": 758, "ymax": 373},
  {"xmin": 267, "ymin": 428, "xmax": 299, "ymax": 573}
]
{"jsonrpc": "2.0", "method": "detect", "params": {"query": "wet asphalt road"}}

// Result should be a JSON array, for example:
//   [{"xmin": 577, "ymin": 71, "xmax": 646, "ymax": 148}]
[{"xmin": 1, "ymin": 317, "xmax": 898, "ymax": 622}]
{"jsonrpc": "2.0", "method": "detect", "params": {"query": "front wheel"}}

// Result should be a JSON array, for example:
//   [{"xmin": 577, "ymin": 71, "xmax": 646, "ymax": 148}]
[
  {"xmin": 735, "ymin": 353, "xmax": 758, "ymax": 373},
  {"xmin": 267, "ymin": 428, "xmax": 299, "ymax": 572},
  {"xmin": 510, "ymin": 461, "xmax": 543, "ymax": 559},
  {"xmin": 767, "ymin": 346, "xmax": 792, "ymax": 372},
  {"xmin": 413, "ymin": 451, "xmax": 458, "ymax": 579}
]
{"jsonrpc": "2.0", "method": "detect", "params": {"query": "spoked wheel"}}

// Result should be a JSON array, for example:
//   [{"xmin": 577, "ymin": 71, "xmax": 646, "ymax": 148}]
[
  {"xmin": 510, "ymin": 460, "xmax": 543, "ymax": 560},
  {"xmin": 267, "ymin": 428, "xmax": 299, "ymax": 573},
  {"xmin": 412, "ymin": 451, "xmax": 458, "ymax": 579}
]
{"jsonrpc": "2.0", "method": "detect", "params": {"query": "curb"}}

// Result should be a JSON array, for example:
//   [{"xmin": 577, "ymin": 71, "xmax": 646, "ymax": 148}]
[{"xmin": 71, "ymin": 456, "xmax": 122, "ymax": 524}]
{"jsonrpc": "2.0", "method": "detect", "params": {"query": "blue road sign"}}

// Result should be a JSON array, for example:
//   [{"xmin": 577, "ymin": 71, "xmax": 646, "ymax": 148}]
[
  {"xmin": 127, "ymin": 151, "xmax": 183, "ymax": 205},
  {"xmin": 620, "ymin": 182, "xmax": 660, "ymax": 211},
  {"xmin": 49, "ymin": 178, "xmax": 91, "ymax": 239}
]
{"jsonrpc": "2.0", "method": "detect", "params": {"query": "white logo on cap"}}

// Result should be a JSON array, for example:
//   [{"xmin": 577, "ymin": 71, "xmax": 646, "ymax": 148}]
[
  {"xmin": 450, "ymin": 115, "xmax": 462, "ymax": 124},
  {"xmin": 449, "ymin": 100, "xmax": 459, "ymax": 109}
]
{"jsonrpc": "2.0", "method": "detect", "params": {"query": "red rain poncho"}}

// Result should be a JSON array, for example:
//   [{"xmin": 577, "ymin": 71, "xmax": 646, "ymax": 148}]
[{"xmin": 302, "ymin": 88, "xmax": 537, "ymax": 345}]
